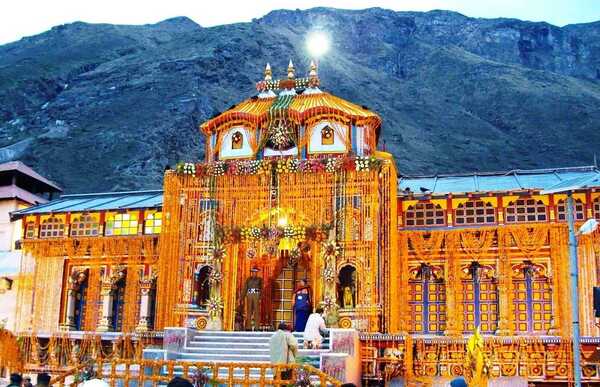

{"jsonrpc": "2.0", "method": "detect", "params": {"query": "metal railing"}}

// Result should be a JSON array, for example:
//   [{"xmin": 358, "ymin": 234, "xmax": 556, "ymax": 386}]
[{"xmin": 51, "ymin": 359, "xmax": 343, "ymax": 387}]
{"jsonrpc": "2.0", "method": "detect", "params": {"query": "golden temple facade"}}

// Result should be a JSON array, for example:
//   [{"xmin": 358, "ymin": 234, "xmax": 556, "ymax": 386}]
[{"xmin": 10, "ymin": 62, "xmax": 600, "ymax": 384}]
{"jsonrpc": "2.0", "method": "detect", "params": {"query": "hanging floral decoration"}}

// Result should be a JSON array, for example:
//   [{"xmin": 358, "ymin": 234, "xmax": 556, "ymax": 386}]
[
  {"xmin": 321, "ymin": 240, "xmax": 341, "ymax": 260},
  {"xmin": 323, "ymin": 265, "xmax": 336, "ymax": 282},
  {"xmin": 206, "ymin": 296, "xmax": 223, "ymax": 320},
  {"xmin": 208, "ymin": 269, "xmax": 222, "ymax": 285},
  {"xmin": 288, "ymin": 247, "xmax": 301, "ymax": 267},
  {"xmin": 246, "ymin": 247, "xmax": 257, "ymax": 260},
  {"xmin": 269, "ymin": 123, "xmax": 295, "ymax": 150},
  {"xmin": 210, "ymin": 246, "xmax": 226, "ymax": 264},
  {"xmin": 256, "ymin": 77, "xmax": 316, "ymax": 92},
  {"xmin": 322, "ymin": 295, "xmax": 338, "ymax": 313},
  {"xmin": 176, "ymin": 162, "xmax": 196, "ymax": 175},
  {"xmin": 175, "ymin": 156, "xmax": 382, "ymax": 178},
  {"xmin": 220, "ymin": 224, "xmax": 331, "ymax": 244}
]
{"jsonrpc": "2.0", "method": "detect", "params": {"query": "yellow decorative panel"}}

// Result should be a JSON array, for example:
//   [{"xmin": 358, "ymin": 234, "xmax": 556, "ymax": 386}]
[
  {"xmin": 106, "ymin": 212, "xmax": 139, "ymax": 236},
  {"xmin": 144, "ymin": 212, "xmax": 162, "ymax": 235}
]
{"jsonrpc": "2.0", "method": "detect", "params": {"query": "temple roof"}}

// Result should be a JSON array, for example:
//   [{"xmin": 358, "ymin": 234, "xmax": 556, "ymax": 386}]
[
  {"xmin": 0, "ymin": 161, "xmax": 62, "ymax": 192},
  {"xmin": 200, "ymin": 92, "xmax": 381, "ymax": 134},
  {"xmin": 10, "ymin": 190, "xmax": 162, "ymax": 220},
  {"xmin": 399, "ymin": 166, "xmax": 600, "ymax": 196}
]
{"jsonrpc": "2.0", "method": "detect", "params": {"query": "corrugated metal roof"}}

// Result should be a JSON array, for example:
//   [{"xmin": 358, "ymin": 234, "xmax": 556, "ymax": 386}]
[
  {"xmin": 10, "ymin": 190, "xmax": 163, "ymax": 220},
  {"xmin": 399, "ymin": 166, "xmax": 600, "ymax": 195}
]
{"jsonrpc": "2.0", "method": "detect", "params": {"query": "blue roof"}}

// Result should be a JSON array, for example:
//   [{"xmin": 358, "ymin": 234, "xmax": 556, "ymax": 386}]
[
  {"xmin": 10, "ymin": 190, "xmax": 163, "ymax": 220},
  {"xmin": 399, "ymin": 166, "xmax": 600, "ymax": 196}
]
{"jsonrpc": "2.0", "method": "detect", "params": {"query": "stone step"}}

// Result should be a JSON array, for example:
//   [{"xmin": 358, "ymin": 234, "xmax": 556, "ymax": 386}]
[
  {"xmin": 183, "ymin": 347, "xmax": 327, "ymax": 356},
  {"xmin": 187, "ymin": 340, "xmax": 330, "ymax": 350}
]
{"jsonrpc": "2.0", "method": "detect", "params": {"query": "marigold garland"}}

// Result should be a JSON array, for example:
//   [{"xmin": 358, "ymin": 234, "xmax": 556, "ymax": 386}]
[{"xmin": 174, "ymin": 156, "xmax": 382, "ymax": 178}]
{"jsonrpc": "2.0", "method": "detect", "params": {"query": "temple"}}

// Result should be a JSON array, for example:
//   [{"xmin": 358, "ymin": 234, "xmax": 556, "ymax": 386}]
[{"xmin": 9, "ymin": 61, "xmax": 600, "ymax": 385}]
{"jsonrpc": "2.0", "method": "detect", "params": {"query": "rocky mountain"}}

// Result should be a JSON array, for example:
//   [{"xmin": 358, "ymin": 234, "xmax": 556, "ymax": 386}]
[{"xmin": 0, "ymin": 7, "xmax": 599, "ymax": 192}]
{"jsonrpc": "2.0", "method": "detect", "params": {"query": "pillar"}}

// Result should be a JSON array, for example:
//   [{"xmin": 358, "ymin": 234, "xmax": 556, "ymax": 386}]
[
  {"xmin": 136, "ymin": 279, "xmax": 154, "ymax": 332},
  {"xmin": 60, "ymin": 287, "xmax": 77, "ymax": 330},
  {"xmin": 444, "ymin": 233, "xmax": 462, "ymax": 336},
  {"xmin": 97, "ymin": 281, "xmax": 114, "ymax": 332},
  {"xmin": 496, "ymin": 229, "xmax": 513, "ymax": 335}
]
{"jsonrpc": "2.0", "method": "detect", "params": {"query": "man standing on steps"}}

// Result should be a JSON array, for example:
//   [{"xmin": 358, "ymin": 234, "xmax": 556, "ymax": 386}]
[
  {"xmin": 243, "ymin": 267, "xmax": 263, "ymax": 330},
  {"xmin": 270, "ymin": 322, "xmax": 298, "ymax": 381}
]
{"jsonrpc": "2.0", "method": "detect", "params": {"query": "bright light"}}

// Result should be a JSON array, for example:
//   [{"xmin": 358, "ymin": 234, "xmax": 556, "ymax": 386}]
[
  {"xmin": 277, "ymin": 216, "xmax": 288, "ymax": 227},
  {"xmin": 306, "ymin": 31, "xmax": 330, "ymax": 58}
]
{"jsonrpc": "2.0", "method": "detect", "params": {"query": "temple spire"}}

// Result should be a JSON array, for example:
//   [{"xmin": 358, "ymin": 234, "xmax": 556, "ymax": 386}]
[
  {"xmin": 309, "ymin": 59, "xmax": 318, "ymax": 78},
  {"xmin": 287, "ymin": 59, "xmax": 295, "ymax": 79},
  {"xmin": 264, "ymin": 63, "xmax": 272, "ymax": 81}
]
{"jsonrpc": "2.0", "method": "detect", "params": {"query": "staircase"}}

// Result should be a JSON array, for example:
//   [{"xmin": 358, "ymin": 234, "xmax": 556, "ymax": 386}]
[{"xmin": 177, "ymin": 330, "xmax": 329, "ymax": 369}]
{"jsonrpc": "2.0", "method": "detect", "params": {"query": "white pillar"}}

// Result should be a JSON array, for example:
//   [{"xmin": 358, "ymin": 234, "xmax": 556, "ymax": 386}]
[
  {"xmin": 136, "ymin": 280, "xmax": 153, "ymax": 332},
  {"xmin": 97, "ymin": 283, "xmax": 114, "ymax": 332},
  {"xmin": 61, "ymin": 288, "xmax": 77, "ymax": 330}
]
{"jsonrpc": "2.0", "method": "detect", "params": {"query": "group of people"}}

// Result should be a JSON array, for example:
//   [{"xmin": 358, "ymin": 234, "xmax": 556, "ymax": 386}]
[{"xmin": 6, "ymin": 373, "xmax": 50, "ymax": 387}]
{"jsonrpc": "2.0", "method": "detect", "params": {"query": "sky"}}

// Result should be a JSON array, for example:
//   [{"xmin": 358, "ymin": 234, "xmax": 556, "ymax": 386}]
[{"xmin": 1, "ymin": 0, "xmax": 599, "ymax": 45}]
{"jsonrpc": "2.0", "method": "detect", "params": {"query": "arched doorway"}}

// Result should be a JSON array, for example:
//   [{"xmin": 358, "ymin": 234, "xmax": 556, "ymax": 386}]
[
  {"xmin": 195, "ymin": 265, "xmax": 212, "ymax": 309},
  {"xmin": 272, "ymin": 256, "xmax": 310, "ymax": 329}
]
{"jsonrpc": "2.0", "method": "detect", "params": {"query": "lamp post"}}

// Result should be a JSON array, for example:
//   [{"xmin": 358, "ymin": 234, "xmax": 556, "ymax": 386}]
[
  {"xmin": 542, "ymin": 175, "xmax": 600, "ymax": 386},
  {"xmin": 566, "ymin": 192, "xmax": 581, "ymax": 387}
]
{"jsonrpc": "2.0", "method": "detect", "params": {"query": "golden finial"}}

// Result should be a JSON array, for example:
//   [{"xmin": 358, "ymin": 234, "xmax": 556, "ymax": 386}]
[
  {"xmin": 309, "ymin": 59, "xmax": 318, "ymax": 78},
  {"xmin": 264, "ymin": 63, "xmax": 272, "ymax": 81},
  {"xmin": 287, "ymin": 59, "xmax": 295, "ymax": 79}
]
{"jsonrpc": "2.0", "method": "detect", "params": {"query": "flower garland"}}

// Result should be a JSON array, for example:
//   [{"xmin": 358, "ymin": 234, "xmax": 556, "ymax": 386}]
[
  {"xmin": 175, "ymin": 156, "xmax": 382, "ymax": 178},
  {"xmin": 220, "ymin": 224, "xmax": 331, "ymax": 244},
  {"xmin": 210, "ymin": 246, "xmax": 226, "ymax": 264},
  {"xmin": 206, "ymin": 296, "xmax": 223, "ymax": 320},
  {"xmin": 322, "ymin": 295, "xmax": 338, "ymax": 314},
  {"xmin": 208, "ymin": 269, "xmax": 222, "ymax": 285}
]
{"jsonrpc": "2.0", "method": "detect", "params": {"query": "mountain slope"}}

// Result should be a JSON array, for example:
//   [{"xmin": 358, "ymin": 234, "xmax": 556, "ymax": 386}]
[{"xmin": 0, "ymin": 8, "xmax": 599, "ymax": 192}]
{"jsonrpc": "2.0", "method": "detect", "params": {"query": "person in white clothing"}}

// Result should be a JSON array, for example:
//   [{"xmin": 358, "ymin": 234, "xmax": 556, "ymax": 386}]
[{"xmin": 303, "ymin": 307, "xmax": 328, "ymax": 349}]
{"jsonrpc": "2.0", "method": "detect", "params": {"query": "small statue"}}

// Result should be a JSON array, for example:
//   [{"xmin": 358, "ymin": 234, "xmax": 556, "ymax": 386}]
[{"xmin": 343, "ymin": 286, "xmax": 354, "ymax": 308}]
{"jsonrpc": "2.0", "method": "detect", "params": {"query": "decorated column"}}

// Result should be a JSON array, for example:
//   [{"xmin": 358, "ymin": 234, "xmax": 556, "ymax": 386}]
[
  {"xmin": 444, "ymin": 233, "xmax": 462, "ymax": 336},
  {"xmin": 205, "ymin": 246, "xmax": 224, "ymax": 330},
  {"xmin": 61, "ymin": 286, "xmax": 77, "ymax": 330},
  {"xmin": 135, "ymin": 276, "xmax": 155, "ymax": 332},
  {"xmin": 321, "ymin": 240, "xmax": 341, "ymax": 326},
  {"xmin": 496, "ymin": 229, "xmax": 513, "ymax": 335},
  {"xmin": 96, "ymin": 280, "xmax": 114, "ymax": 332}
]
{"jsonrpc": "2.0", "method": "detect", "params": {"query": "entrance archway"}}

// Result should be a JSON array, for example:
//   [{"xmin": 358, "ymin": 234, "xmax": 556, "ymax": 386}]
[{"xmin": 272, "ymin": 258, "xmax": 310, "ymax": 329}]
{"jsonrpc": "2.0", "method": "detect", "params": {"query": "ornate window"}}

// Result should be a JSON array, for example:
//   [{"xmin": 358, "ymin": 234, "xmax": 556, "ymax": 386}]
[
  {"xmin": 512, "ymin": 262, "xmax": 552, "ymax": 333},
  {"xmin": 144, "ymin": 212, "xmax": 162, "ymax": 234},
  {"xmin": 195, "ymin": 266, "xmax": 212, "ymax": 309},
  {"xmin": 321, "ymin": 125, "xmax": 334, "ymax": 145},
  {"xmin": 25, "ymin": 221, "xmax": 37, "ymax": 239},
  {"xmin": 39, "ymin": 217, "xmax": 65, "ymax": 238},
  {"xmin": 455, "ymin": 200, "xmax": 496, "ymax": 225},
  {"xmin": 111, "ymin": 271, "xmax": 126, "ymax": 331},
  {"xmin": 70, "ymin": 270, "xmax": 89, "ymax": 330},
  {"xmin": 105, "ymin": 213, "xmax": 139, "ymax": 236},
  {"xmin": 70, "ymin": 214, "xmax": 100, "ymax": 237},
  {"xmin": 231, "ymin": 131, "xmax": 243, "ymax": 150},
  {"xmin": 505, "ymin": 199, "xmax": 547, "ymax": 223},
  {"xmin": 593, "ymin": 197, "xmax": 600, "ymax": 220},
  {"xmin": 408, "ymin": 264, "xmax": 446, "ymax": 334},
  {"xmin": 405, "ymin": 203, "xmax": 446, "ymax": 227},
  {"xmin": 461, "ymin": 262, "xmax": 498, "ymax": 334},
  {"xmin": 556, "ymin": 199, "xmax": 585, "ymax": 221},
  {"xmin": 338, "ymin": 265, "xmax": 357, "ymax": 309}
]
